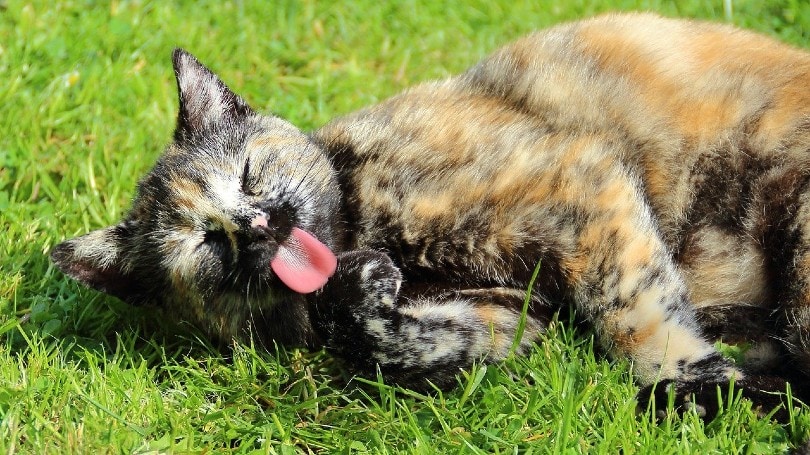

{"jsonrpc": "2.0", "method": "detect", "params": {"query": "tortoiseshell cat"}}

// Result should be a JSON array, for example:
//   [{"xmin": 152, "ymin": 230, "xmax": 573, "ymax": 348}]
[{"xmin": 52, "ymin": 13, "xmax": 810, "ymax": 419}]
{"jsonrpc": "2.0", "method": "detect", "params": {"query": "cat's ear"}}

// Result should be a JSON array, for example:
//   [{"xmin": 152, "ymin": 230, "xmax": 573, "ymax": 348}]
[
  {"xmin": 171, "ymin": 48, "xmax": 254, "ymax": 137},
  {"xmin": 51, "ymin": 223, "xmax": 145, "ymax": 304}
]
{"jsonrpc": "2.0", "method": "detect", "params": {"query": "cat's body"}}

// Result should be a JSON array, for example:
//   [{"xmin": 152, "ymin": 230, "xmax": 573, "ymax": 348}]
[{"xmin": 53, "ymin": 13, "xmax": 810, "ymax": 417}]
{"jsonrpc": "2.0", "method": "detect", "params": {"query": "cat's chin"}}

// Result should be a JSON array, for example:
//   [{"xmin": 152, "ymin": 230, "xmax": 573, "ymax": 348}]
[
  {"xmin": 224, "ymin": 273, "xmax": 291, "ymax": 301},
  {"xmin": 199, "ymin": 285, "xmax": 312, "ymax": 348},
  {"xmin": 211, "ymin": 282, "xmax": 303, "ymax": 316}
]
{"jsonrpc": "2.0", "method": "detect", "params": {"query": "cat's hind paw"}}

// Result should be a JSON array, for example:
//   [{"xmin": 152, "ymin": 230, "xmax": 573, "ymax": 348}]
[{"xmin": 637, "ymin": 376, "xmax": 791, "ymax": 422}]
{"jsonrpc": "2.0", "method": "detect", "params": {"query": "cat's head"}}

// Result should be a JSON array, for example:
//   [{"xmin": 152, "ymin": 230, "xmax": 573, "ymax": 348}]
[{"xmin": 51, "ymin": 49, "xmax": 341, "ymax": 342}]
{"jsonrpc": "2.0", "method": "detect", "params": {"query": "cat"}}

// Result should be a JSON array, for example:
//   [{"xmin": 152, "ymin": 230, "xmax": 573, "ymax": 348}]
[{"xmin": 51, "ymin": 12, "xmax": 810, "ymax": 420}]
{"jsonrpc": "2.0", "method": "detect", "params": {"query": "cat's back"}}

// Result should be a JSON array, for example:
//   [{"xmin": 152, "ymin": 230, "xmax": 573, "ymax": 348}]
[
  {"xmin": 318, "ymin": 13, "xmax": 810, "ymax": 190},
  {"xmin": 463, "ymin": 12, "xmax": 810, "ymax": 231},
  {"xmin": 314, "ymin": 13, "xmax": 810, "ymax": 280},
  {"xmin": 462, "ymin": 12, "xmax": 810, "ymax": 151}
]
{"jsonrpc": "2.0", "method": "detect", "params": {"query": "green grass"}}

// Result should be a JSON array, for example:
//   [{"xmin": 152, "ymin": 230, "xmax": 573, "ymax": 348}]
[{"xmin": 3, "ymin": 0, "xmax": 810, "ymax": 452}]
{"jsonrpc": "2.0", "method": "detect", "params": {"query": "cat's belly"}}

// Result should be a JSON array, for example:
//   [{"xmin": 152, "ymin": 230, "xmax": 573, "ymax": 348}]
[
  {"xmin": 678, "ymin": 227, "xmax": 780, "ymax": 368},
  {"xmin": 678, "ymin": 226, "xmax": 772, "ymax": 310}
]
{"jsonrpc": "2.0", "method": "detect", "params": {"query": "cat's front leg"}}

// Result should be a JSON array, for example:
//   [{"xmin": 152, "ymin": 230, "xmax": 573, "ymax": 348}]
[
  {"xmin": 307, "ymin": 250, "xmax": 551, "ymax": 389},
  {"xmin": 306, "ymin": 250, "xmax": 403, "ymax": 359}
]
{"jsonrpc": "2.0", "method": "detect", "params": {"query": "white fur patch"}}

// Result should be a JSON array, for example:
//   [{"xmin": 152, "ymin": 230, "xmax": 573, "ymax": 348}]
[{"xmin": 365, "ymin": 318, "xmax": 388, "ymax": 339}]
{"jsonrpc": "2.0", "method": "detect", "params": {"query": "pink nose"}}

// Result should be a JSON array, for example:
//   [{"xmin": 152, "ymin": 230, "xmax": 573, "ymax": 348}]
[{"xmin": 250, "ymin": 214, "xmax": 268, "ymax": 229}]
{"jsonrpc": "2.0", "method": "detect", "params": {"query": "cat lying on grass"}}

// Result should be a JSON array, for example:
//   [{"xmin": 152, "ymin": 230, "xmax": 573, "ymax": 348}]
[{"xmin": 52, "ymin": 13, "xmax": 810, "ymax": 421}]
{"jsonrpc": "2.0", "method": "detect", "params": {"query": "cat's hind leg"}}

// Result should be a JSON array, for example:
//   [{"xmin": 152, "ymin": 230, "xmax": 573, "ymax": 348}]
[
  {"xmin": 307, "ymin": 250, "xmax": 553, "ymax": 390},
  {"xmin": 564, "ymin": 164, "xmax": 790, "ymax": 419}
]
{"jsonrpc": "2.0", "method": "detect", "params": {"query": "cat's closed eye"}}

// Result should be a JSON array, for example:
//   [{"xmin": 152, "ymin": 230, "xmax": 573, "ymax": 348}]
[{"xmin": 241, "ymin": 158, "xmax": 259, "ymax": 197}]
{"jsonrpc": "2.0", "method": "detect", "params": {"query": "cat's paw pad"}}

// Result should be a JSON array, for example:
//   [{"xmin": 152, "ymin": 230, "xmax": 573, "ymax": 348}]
[{"xmin": 637, "ymin": 376, "xmax": 789, "ymax": 422}]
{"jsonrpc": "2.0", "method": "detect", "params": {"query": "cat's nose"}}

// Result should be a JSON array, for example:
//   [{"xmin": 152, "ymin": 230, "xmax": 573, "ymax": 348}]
[
  {"xmin": 246, "ymin": 212, "xmax": 292, "ymax": 243},
  {"xmin": 250, "ymin": 214, "xmax": 268, "ymax": 229},
  {"xmin": 249, "ymin": 214, "xmax": 272, "ymax": 240},
  {"xmin": 243, "ymin": 205, "xmax": 294, "ymax": 243}
]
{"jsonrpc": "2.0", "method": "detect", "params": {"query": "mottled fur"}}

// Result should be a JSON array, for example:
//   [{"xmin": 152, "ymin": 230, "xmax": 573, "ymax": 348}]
[{"xmin": 53, "ymin": 13, "xmax": 810, "ymax": 418}]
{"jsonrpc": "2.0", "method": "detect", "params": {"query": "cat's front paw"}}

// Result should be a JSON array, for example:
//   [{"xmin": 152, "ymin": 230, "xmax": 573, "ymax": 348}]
[
  {"xmin": 307, "ymin": 250, "xmax": 402, "ymax": 342},
  {"xmin": 637, "ymin": 376, "xmax": 790, "ymax": 422},
  {"xmin": 321, "ymin": 250, "xmax": 402, "ymax": 305}
]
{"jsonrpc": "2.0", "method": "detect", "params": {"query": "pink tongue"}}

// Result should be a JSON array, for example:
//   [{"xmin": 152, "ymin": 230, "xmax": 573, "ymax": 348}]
[{"xmin": 270, "ymin": 227, "xmax": 337, "ymax": 294}]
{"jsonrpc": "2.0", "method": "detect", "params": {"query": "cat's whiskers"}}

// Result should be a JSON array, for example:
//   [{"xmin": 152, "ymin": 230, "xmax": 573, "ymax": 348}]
[{"xmin": 244, "ymin": 272, "xmax": 270, "ymax": 352}]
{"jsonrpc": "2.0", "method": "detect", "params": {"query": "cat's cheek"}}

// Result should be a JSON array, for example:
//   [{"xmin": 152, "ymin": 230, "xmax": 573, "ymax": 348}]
[{"xmin": 179, "ymin": 254, "xmax": 227, "ymax": 298}]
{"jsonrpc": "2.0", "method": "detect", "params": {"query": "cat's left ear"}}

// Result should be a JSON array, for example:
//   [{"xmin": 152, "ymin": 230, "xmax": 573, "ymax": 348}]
[
  {"xmin": 50, "ymin": 223, "xmax": 146, "ymax": 304},
  {"xmin": 171, "ymin": 48, "xmax": 254, "ymax": 137}
]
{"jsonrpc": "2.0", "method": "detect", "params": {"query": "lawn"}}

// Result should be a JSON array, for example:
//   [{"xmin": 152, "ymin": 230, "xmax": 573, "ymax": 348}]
[{"xmin": 2, "ymin": 0, "xmax": 810, "ymax": 453}]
